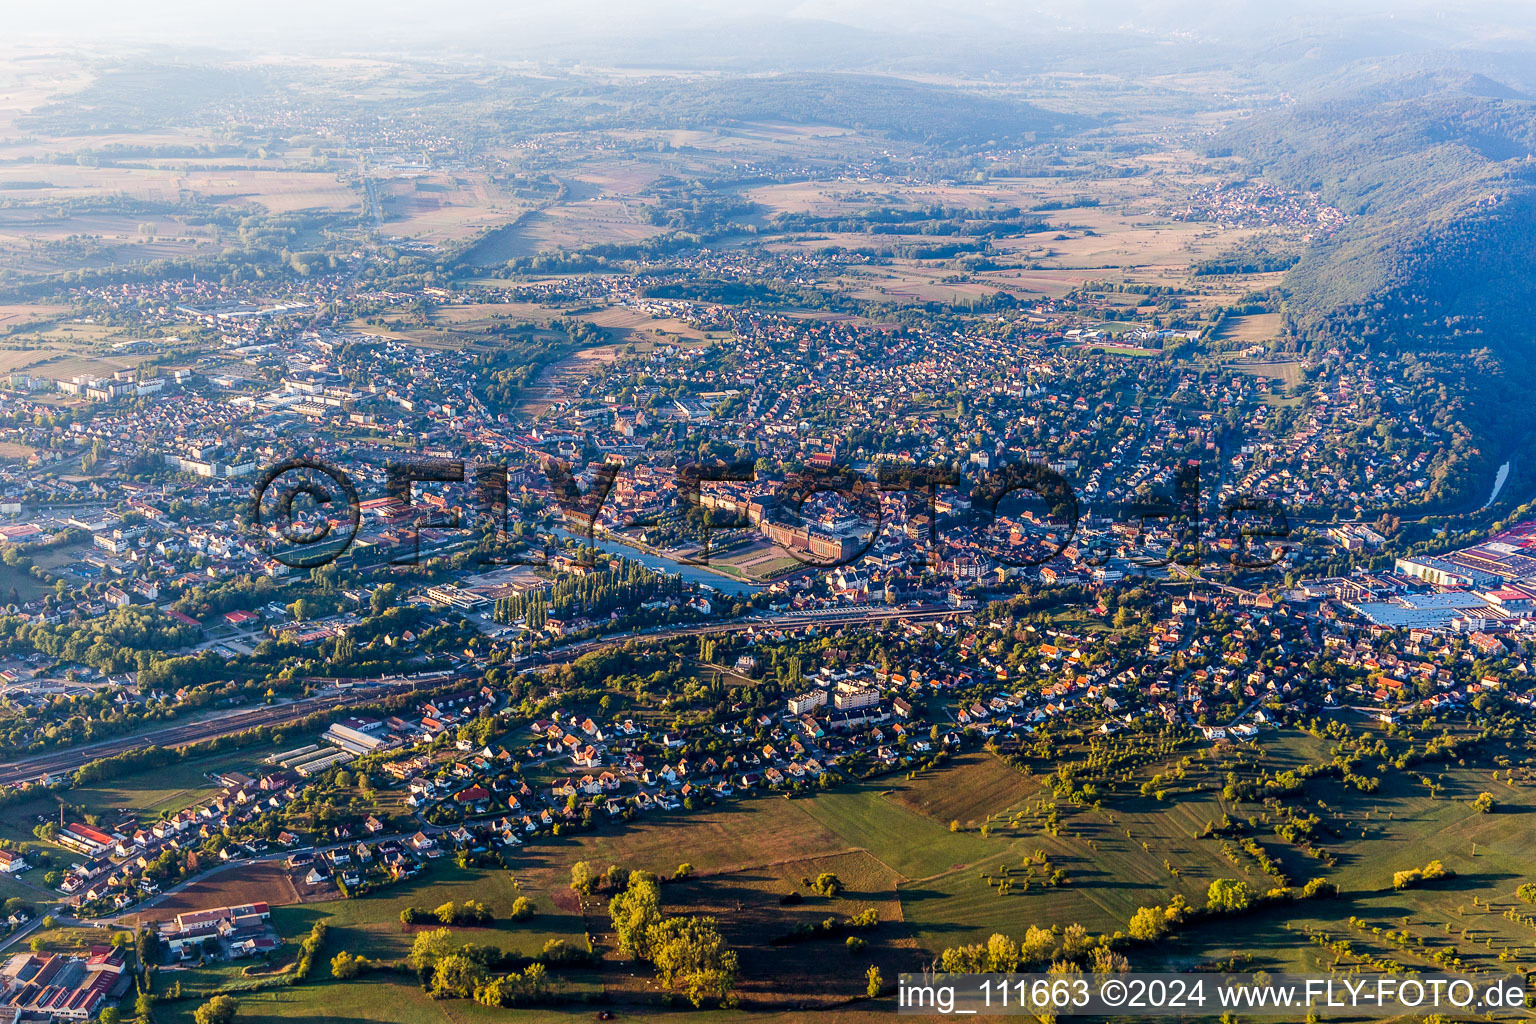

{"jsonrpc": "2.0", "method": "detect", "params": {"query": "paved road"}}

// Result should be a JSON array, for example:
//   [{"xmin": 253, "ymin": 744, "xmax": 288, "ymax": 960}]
[
  {"xmin": 0, "ymin": 915, "xmax": 47, "ymax": 955},
  {"xmin": 0, "ymin": 875, "xmax": 67, "ymax": 953},
  {"xmin": 0, "ymin": 606, "xmax": 960, "ymax": 788}
]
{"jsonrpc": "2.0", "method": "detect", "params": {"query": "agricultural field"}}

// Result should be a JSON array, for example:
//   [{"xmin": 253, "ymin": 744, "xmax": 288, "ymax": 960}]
[
  {"xmin": 459, "ymin": 178, "xmax": 668, "ymax": 265},
  {"xmin": 137, "ymin": 734, "xmax": 1534, "ymax": 1015},
  {"xmin": 509, "ymin": 797, "xmax": 910, "ymax": 1007},
  {"xmin": 0, "ymin": 303, "xmax": 71, "ymax": 332},
  {"xmin": 516, "ymin": 346, "xmax": 623, "ymax": 419},
  {"xmin": 346, "ymin": 307, "xmax": 566, "ymax": 354},
  {"xmin": 1211, "ymin": 312, "xmax": 1285, "ymax": 347},
  {"xmin": 0, "ymin": 163, "xmax": 359, "ymax": 215},
  {"xmin": 501, "ymin": 755, "xmax": 1198, "ymax": 970},
  {"xmin": 884, "ymin": 751, "xmax": 1038, "ymax": 826},
  {"xmin": 607, "ymin": 122, "xmax": 878, "ymax": 163},
  {"xmin": 741, "ymin": 168, "xmax": 1278, "ymax": 308},
  {"xmin": 0, "ymin": 164, "xmax": 189, "ymax": 203},
  {"xmin": 513, "ymin": 199, "xmax": 666, "ymax": 256},
  {"xmin": 183, "ymin": 169, "xmax": 360, "ymax": 215},
  {"xmin": 497, "ymin": 735, "xmax": 1536, "ymax": 984},
  {"xmin": 0, "ymin": 209, "xmax": 219, "ymax": 250},
  {"xmin": 570, "ymin": 307, "xmax": 715, "ymax": 346},
  {"xmin": 272, "ymin": 861, "xmax": 580, "ymax": 963},
  {"xmin": 1138, "ymin": 752, "xmax": 1536, "ymax": 978},
  {"xmin": 129, "ymin": 862, "xmax": 305, "ymax": 924},
  {"xmin": 569, "ymin": 164, "xmax": 666, "ymax": 198},
  {"xmin": 1078, "ymin": 343, "xmax": 1161, "ymax": 357},
  {"xmin": 1221, "ymin": 354, "xmax": 1307, "ymax": 405},
  {"xmin": 1225, "ymin": 355, "xmax": 1305, "ymax": 387},
  {"xmin": 375, "ymin": 172, "xmax": 520, "ymax": 244},
  {"xmin": 0, "ymin": 214, "xmax": 226, "ymax": 277},
  {"xmin": 0, "ymin": 323, "xmax": 176, "ymax": 381},
  {"xmin": 148, "ymin": 976, "xmax": 900, "ymax": 1024}
]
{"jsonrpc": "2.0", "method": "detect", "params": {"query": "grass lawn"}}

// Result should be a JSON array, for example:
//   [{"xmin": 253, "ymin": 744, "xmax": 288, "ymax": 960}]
[
  {"xmin": 0, "ymin": 872, "xmax": 48, "ymax": 906},
  {"xmin": 0, "ymin": 562, "xmax": 50, "ymax": 602},
  {"xmin": 270, "ymin": 860, "xmax": 585, "ymax": 967},
  {"xmin": 884, "ymin": 751, "xmax": 1040, "ymax": 828},
  {"xmin": 151, "ymin": 975, "xmax": 511, "ymax": 1024},
  {"xmin": 157, "ymin": 959, "xmax": 280, "ymax": 1001},
  {"xmin": 72, "ymin": 758, "xmax": 228, "ymax": 823},
  {"xmin": 0, "ymin": 740, "xmax": 290, "ymax": 860},
  {"xmin": 19, "ymin": 920, "xmax": 127, "ymax": 952},
  {"xmin": 1086, "ymin": 343, "xmax": 1160, "ymax": 357},
  {"xmin": 150, "ymin": 975, "xmax": 897, "ymax": 1024}
]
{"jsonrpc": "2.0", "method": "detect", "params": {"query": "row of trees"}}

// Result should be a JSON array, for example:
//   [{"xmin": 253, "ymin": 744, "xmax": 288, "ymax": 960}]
[
  {"xmin": 400, "ymin": 900, "xmax": 494, "ymax": 928},
  {"xmin": 941, "ymin": 879, "xmax": 1334, "ymax": 988}
]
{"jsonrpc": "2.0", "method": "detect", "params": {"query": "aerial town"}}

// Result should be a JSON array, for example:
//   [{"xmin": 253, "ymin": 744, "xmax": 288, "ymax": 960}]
[{"xmin": 2, "ymin": 3, "xmax": 1536, "ymax": 1023}]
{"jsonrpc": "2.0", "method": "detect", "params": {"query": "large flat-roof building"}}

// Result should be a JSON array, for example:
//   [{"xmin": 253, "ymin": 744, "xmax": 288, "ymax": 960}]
[
  {"xmin": 322, "ymin": 717, "xmax": 400, "ymax": 756},
  {"xmin": 1348, "ymin": 592, "xmax": 1493, "ymax": 629},
  {"xmin": 57, "ymin": 823, "xmax": 115, "ymax": 856},
  {"xmin": 1394, "ymin": 556, "xmax": 1499, "ymax": 589},
  {"xmin": 0, "ymin": 948, "xmax": 128, "ymax": 1021}
]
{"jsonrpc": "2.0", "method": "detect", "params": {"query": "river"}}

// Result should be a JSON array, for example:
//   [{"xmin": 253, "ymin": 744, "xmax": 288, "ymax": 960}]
[
  {"xmin": 549, "ymin": 528, "xmax": 766, "ymax": 596},
  {"xmin": 1481, "ymin": 460, "xmax": 1512, "ymax": 511}
]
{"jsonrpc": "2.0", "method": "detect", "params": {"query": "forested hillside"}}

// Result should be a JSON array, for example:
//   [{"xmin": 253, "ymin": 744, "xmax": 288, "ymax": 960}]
[
  {"xmin": 472, "ymin": 73, "xmax": 1090, "ymax": 147},
  {"xmin": 1223, "ymin": 90, "xmax": 1536, "ymax": 356}
]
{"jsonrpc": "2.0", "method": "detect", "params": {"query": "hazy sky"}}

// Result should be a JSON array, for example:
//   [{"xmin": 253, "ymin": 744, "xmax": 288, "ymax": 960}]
[{"xmin": 5, "ymin": 0, "xmax": 1534, "ymax": 58}]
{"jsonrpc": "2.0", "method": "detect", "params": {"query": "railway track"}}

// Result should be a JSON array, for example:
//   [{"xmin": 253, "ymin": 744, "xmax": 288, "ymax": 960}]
[{"xmin": 0, "ymin": 606, "xmax": 961, "ymax": 787}]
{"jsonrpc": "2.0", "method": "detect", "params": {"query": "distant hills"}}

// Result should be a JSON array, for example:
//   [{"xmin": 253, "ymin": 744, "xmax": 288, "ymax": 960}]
[
  {"xmin": 468, "ymin": 73, "xmax": 1091, "ymax": 148},
  {"xmin": 1222, "ymin": 78, "xmax": 1536, "ymax": 359}
]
